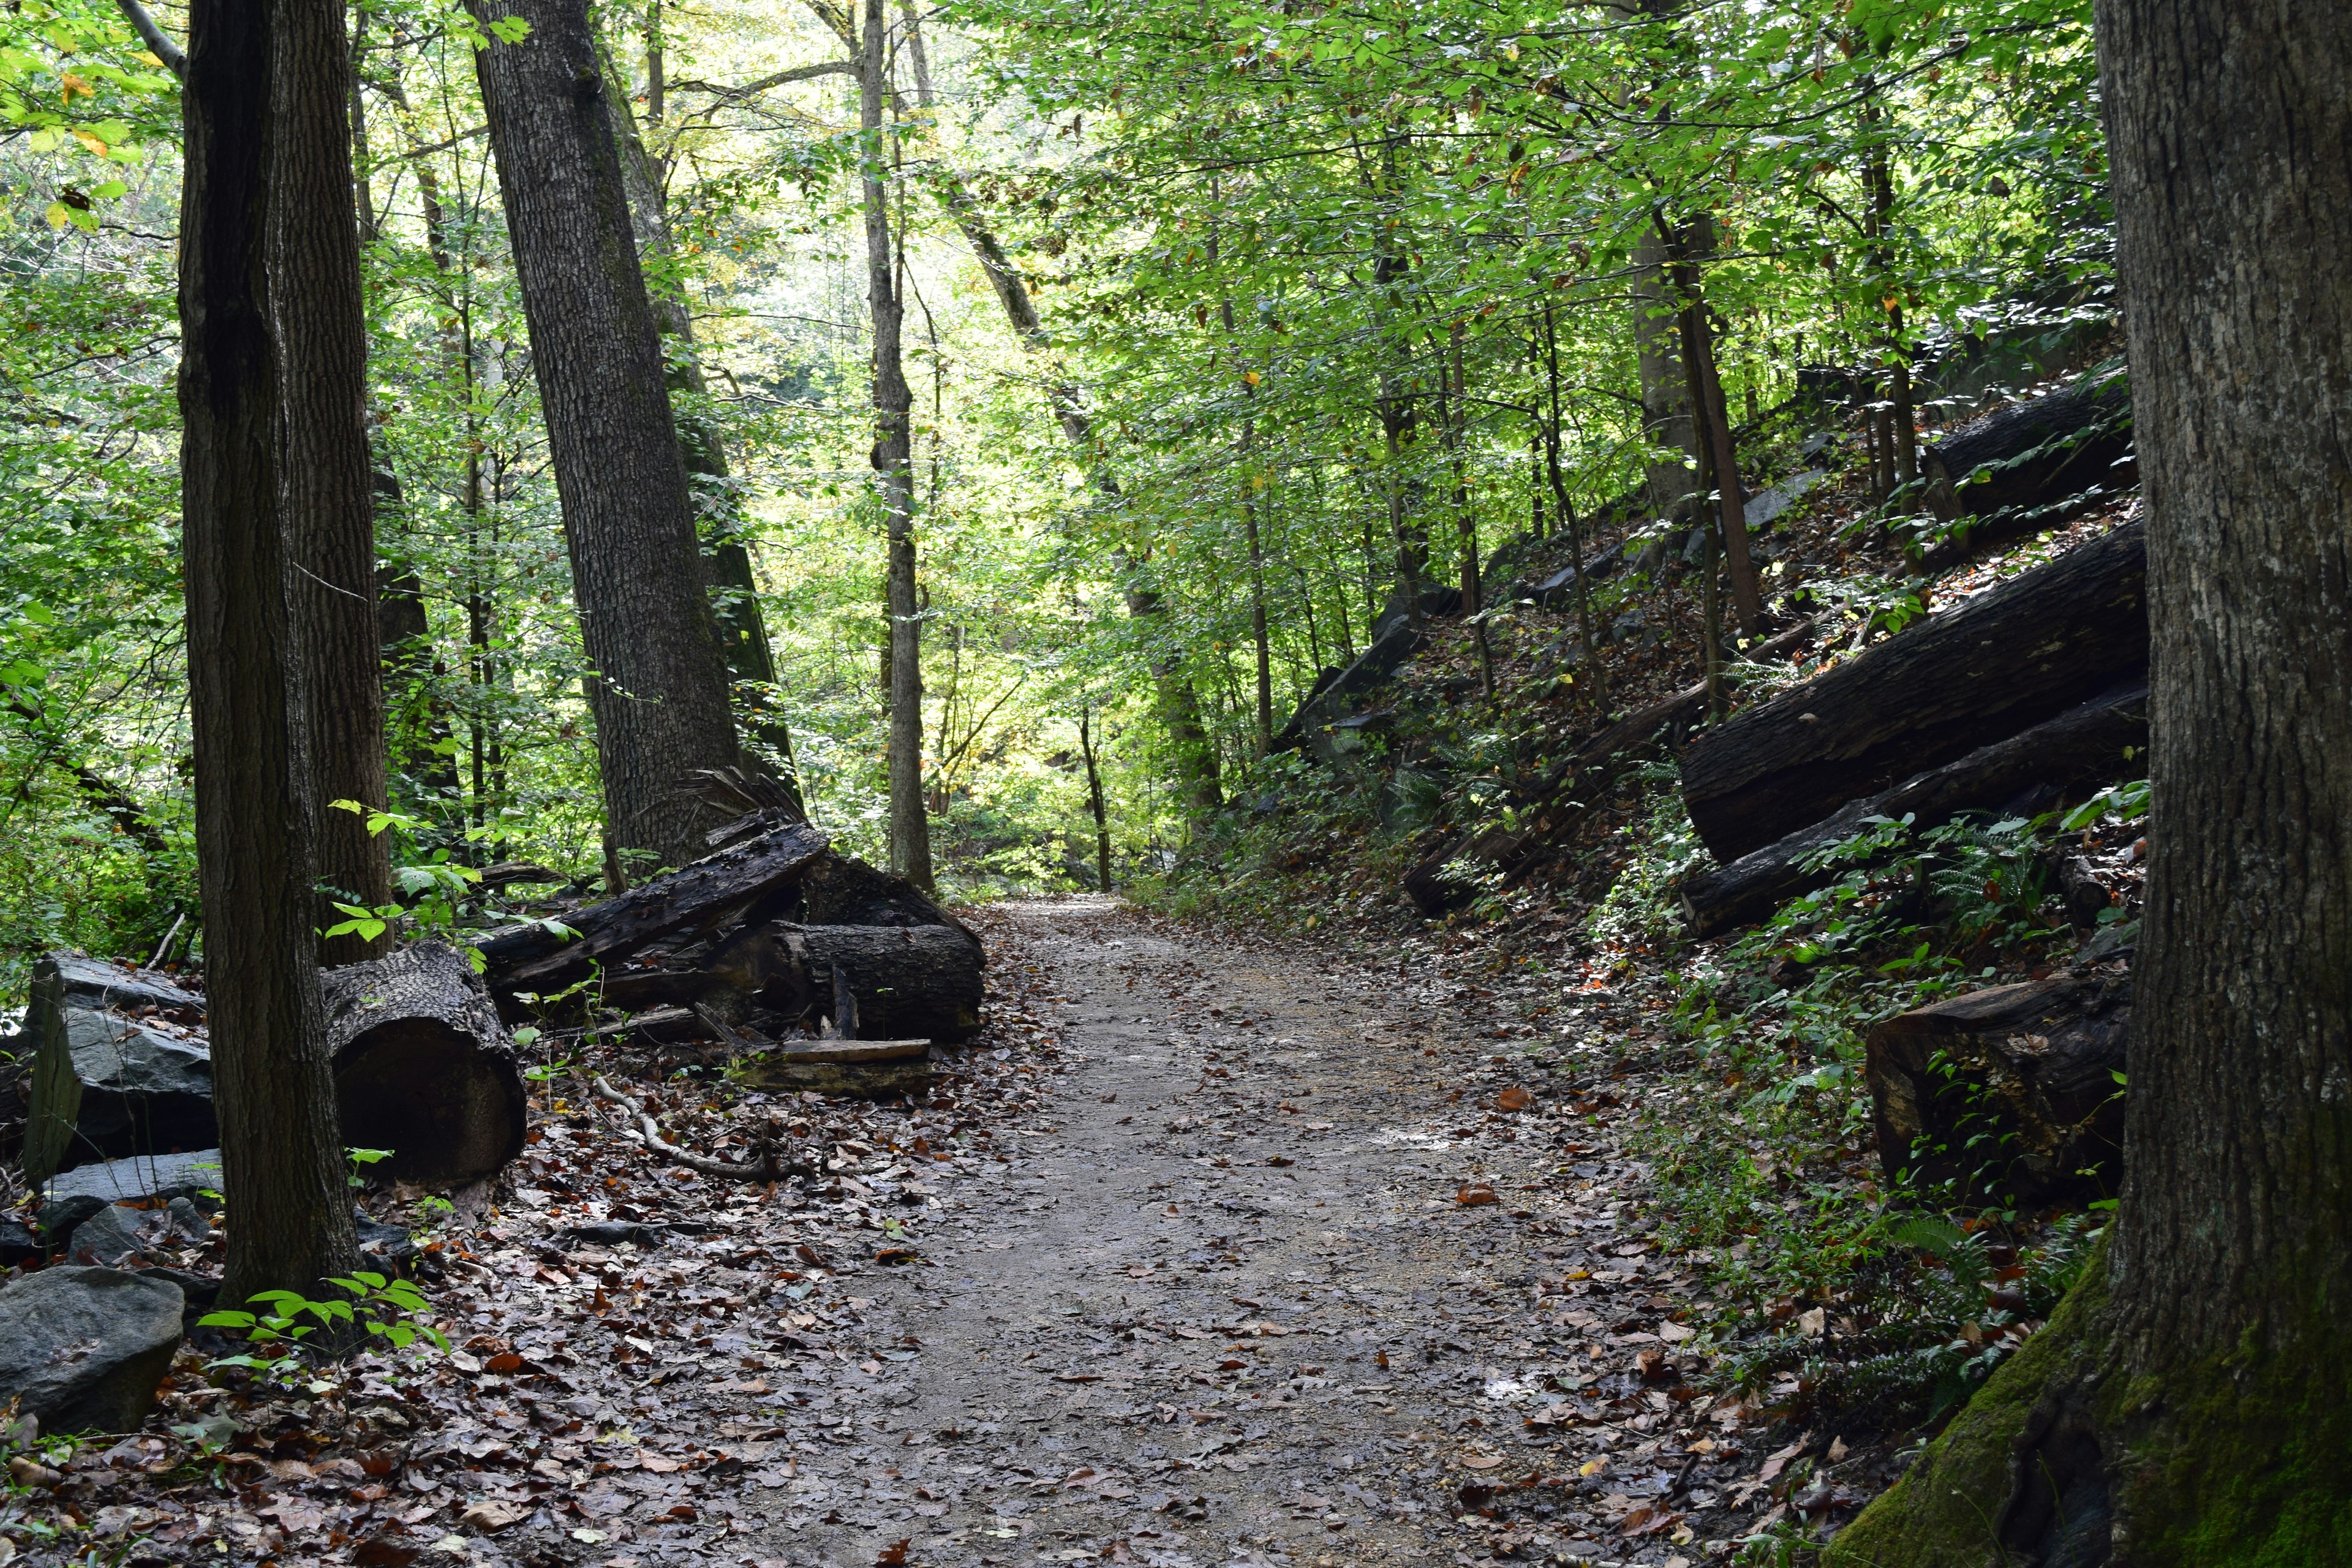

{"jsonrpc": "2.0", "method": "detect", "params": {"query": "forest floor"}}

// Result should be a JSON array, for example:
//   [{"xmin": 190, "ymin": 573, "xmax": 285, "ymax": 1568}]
[{"xmin": 6, "ymin": 897, "xmax": 1803, "ymax": 1568}]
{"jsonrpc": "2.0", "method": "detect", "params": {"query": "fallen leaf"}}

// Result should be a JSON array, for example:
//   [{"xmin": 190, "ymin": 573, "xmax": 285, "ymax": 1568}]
[
  {"xmin": 1460, "ymin": 1454, "xmax": 1504, "ymax": 1470},
  {"xmin": 353, "ymin": 1537, "xmax": 420, "ymax": 1567},
  {"xmin": 1658, "ymin": 1320, "xmax": 1696, "ymax": 1343},
  {"xmin": 1828, "ymin": 1436, "xmax": 1850, "ymax": 1463},
  {"xmin": 1796, "ymin": 1306, "xmax": 1828, "ymax": 1337},
  {"xmin": 876, "ymin": 1540, "xmax": 911, "ymax": 1565},
  {"xmin": 484, "ymin": 1352, "xmax": 524, "ymax": 1373},
  {"xmin": 1496, "ymin": 1086, "xmax": 1532, "ymax": 1111},
  {"xmin": 1456, "ymin": 1185, "xmax": 1500, "ymax": 1207},
  {"xmin": 459, "ymin": 1499, "xmax": 527, "ymax": 1533}
]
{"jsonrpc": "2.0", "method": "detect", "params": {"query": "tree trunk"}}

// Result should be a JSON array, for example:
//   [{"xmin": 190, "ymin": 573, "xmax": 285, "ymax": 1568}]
[
  {"xmin": 469, "ymin": 0, "xmax": 740, "ymax": 874},
  {"xmin": 1827, "ymin": 6, "xmax": 2352, "ymax": 1560},
  {"xmin": 1678, "ymin": 680, "xmax": 2149, "ymax": 937},
  {"xmin": 179, "ymin": 0, "xmax": 360, "ymax": 1303},
  {"xmin": 858, "ymin": 0, "xmax": 931, "ymax": 892},
  {"xmin": 599, "ymin": 58, "xmax": 804, "ymax": 805},
  {"xmin": 1678, "ymin": 519, "xmax": 2146, "ymax": 862},
  {"xmin": 1629, "ymin": 229, "xmax": 1700, "ymax": 519},
  {"xmin": 1079, "ymin": 704, "xmax": 1113, "ymax": 891},
  {"xmin": 272, "ymin": 0, "xmax": 390, "ymax": 966},
  {"xmin": 1670, "ymin": 256, "xmax": 1763, "ymax": 638}
]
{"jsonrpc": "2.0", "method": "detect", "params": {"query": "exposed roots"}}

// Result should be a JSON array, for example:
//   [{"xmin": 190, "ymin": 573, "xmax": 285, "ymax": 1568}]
[{"xmin": 589, "ymin": 1073, "xmax": 816, "ymax": 1185}]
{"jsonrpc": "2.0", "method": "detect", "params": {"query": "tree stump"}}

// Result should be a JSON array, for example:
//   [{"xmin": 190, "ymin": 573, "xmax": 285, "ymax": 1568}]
[{"xmin": 1864, "ymin": 974, "xmax": 2130, "ymax": 1206}]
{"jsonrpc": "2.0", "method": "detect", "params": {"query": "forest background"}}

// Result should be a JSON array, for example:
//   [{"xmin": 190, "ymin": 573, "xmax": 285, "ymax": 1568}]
[{"xmin": 0, "ymin": 0, "xmax": 2108, "ymax": 995}]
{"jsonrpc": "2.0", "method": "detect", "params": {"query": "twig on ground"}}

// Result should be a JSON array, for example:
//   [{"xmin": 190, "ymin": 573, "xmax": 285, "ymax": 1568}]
[{"xmin": 590, "ymin": 1074, "xmax": 812, "ymax": 1184}]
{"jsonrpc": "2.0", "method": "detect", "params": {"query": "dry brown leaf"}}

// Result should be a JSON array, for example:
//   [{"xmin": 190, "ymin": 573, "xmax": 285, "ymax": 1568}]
[
  {"xmin": 1457, "ymin": 1184, "xmax": 1500, "ymax": 1207},
  {"xmin": 1496, "ymin": 1086, "xmax": 1532, "ymax": 1111}
]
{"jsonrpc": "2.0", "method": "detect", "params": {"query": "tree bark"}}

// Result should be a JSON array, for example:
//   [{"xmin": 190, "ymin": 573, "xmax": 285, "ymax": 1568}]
[
  {"xmin": 277, "ymin": 0, "xmax": 390, "ymax": 965},
  {"xmin": 598, "ymin": 59, "xmax": 805, "ymax": 805},
  {"xmin": 1828, "ymin": 5, "xmax": 2352, "ymax": 1560},
  {"xmin": 1629, "ymin": 229, "xmax": 1700, "ymax": 520},
  {"xmin": 1670, "ymin": 259, "xmax": 1763, "ymax": 638},
  {"xmin": 1079, "ymin": 703, "xmax": 1113, "ymax": 891},
  {"xmin": 857, "ymin": 0, "xmax": 931, "ymax": 891},
  {"xmin": 1678, "ymin": 519, "xmax": 2147, "ymax": 863},
  {"xmin": 178, "ymin": 0, "xmax": 360, "ymax": 1304},
  {"xmin": 469, "ymin": 0, "xmax": 741, "ymax": 874}
]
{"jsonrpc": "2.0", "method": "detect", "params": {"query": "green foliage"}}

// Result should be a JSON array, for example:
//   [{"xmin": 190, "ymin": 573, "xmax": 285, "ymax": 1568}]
[{"xmin": 198, "ymin": 1272, "xmax": 449, "ymax": 1384}]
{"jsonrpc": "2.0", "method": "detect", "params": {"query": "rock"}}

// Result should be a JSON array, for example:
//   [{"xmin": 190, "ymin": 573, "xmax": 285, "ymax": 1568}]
[
  {"xmin": 37, "ymin": 1148, "xmax": 223, "ymax": 1238},
  {"xmin": 23, "ymin": 955, "xmax": 213, "ymax": 1183},
  {"xmin": 0, "ymin": 1267, "xmax": 185, "ymax": 1433},
  {"xmin": 0, "ymin": 1220, "xmax": 42, "ymax": 1266},
  {"xmin": 355, "ymin": 1210, "xmax": 418, "ymax": 1270},
  {"xmin": 66, "ymin": 1205, "xmax": 151, "ymax": 1265}
]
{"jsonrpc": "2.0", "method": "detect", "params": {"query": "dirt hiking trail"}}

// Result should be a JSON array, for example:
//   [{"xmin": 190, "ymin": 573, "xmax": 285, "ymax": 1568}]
[{"xmin": 741, "ymin": 899, "xmax": 1727, "ymax": 1568}]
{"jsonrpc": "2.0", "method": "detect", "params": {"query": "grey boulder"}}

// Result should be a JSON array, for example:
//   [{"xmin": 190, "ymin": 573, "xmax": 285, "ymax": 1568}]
[
  {"xmin": 65, "ymin": 1205, "xmax": 151, "ymax": 1265},
  {"xmin": 37, "ymin": 1148, "xmax": 223, "ymax": 1238},
  {"xmin": 0, "ymin": 1267, "xmax": 185, "ymax": 1433}
]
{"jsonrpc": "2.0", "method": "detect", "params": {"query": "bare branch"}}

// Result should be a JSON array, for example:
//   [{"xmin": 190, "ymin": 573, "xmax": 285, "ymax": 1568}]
[
  {"xmin": 112, "ymin": 0, "xmax": 185, "ymax": 80},
  {"xmin": 668, "ymin": 59, "xmax": 855, "ymax": 100}
]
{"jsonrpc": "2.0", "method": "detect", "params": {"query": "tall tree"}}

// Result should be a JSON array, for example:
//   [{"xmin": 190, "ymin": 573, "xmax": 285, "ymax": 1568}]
[
  {"xmin": 601, "ymin": 56, "xmax": 807, "ymax": 807},
  {"xmin": 856, "ymin": 0, "xmax": 932, "ymax": 890},
  {"xmin": 179, "ymin": 0, "xmax": 361, "ymax": 1303},
  {"xmin": 470, "ymin": 0, "xmax": 741, "ymax": 873},
  {"xmin": 1830, "ymin": 3, "xmax": 2352, "ymax": 1561}
]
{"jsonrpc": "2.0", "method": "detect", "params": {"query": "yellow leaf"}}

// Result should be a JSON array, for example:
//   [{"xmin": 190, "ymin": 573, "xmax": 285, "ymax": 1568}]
[
  {"xmin": 61, "ymin": 73, "xmax": 94, "ymax": 99},
  {"xmin": 137, "ymin": 50, "xmax": 165, "ymax": 67},
  {"xmin": 45, "ymin": 202, "xmax": 73, "ymax": 230},
  {"xmin": 1243, "ymin": 369, "xmax": 1261, "ymax": 385},
  {"xmin": 72, "ymin": 128, "xmax": 108, "ymax": 156}
]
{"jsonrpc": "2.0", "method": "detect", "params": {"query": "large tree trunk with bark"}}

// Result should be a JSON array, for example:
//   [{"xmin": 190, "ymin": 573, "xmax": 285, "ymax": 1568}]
[
  {"xmin": 276, "ymin": 0, "xmax": 390, "ymax": 966},
  {"xmin": 1829, "ymin": 6, "xmax": 2352, "ymax": 1561},
  {"xmin": 1679, "ymin": 519, "xmax": 2146, "ymax": 863},
  {"xmin": 470, "ymin": 0, "xmax": 741, "ymax": 874},
  {"xmin": 179, "ymin": 0, "xmax": 360, "ymax": 1303},
  {"xmin": 600, "ymin": 61, "xmax": 804, "ymax": 802},
  {"xmin": 1678, "ymin": 680, "xmax": 2149, "ymax": 937}
]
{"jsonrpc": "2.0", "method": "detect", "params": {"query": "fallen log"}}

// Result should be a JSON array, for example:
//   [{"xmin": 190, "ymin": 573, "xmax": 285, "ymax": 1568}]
[
  {"xmin": 1919, "ymin": 370, "xmax": 2135, "ymax": 565},
  {"xmin": 603, "ymin": 921, "xmax": 984, "ymax": 1042},
  {"xmin": 1677, "ymin": 680, "xmax": 2149, "ymax": 936},
  {"xmin": 24, "ymin": 956, "xmax": 213, "ymax": 1183},
  {"xmin": 1865, "ymin": 973, "xmax": 2130, "ymax": 1206},
  {"xmin": 1403, "ymin": 617, "xmax": 1822, "ymax": 916},
  {"xmin": 323, "ymin": 940, "xmax": 527, "ymax": 1187},
  {"xmin": 1678, "ymin": 519, "xmax": 2146, "ymax": 863},
  {"xmin": 475, "ymin": 821, "xmax": 831, "ymax": 1005}
]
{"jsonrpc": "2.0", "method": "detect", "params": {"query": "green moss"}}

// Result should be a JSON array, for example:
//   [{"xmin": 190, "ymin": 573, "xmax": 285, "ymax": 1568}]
[
  {"xmin": 1825, "ymin": 1240, "xmax": 2352, "ymax": 1567},
  {"xmin": 1823, "ymin": 1248, "xmax": 2110, "ymax": 1568}
]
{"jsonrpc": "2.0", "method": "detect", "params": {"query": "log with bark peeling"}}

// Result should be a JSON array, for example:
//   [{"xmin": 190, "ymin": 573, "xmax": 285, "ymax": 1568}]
[
  {"xmin": 1403, "ymin": 617, "xmax": 1820, "ymax": 916},
  {"xmin": 1678, "ymin": 520, "xmax": 2146, "ymax": 864},
  {"xmin": 1676, "ymin": 680, "xmax": 2149, "ymax": 936},
  {"xmin": 1866, "ymin": 972, "xmax": 2130, "ymax": 1205},
  {"xmin": 476, "ymin": 821, "xmax": 831, "ymax": 1006}
]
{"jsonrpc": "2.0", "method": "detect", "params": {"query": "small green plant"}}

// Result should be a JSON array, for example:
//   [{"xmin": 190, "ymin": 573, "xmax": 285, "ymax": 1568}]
[
  {"xmin": 198, "ymin": 1272, "xmax": 449, "ymax": 1382},
  {"xmin": 2060, "ymin": 777, "xmax": 2149, "ymax": 831},
  {"xmin": 346, "ymin": 1147, "xmax": 392, "ymax": 1188}
]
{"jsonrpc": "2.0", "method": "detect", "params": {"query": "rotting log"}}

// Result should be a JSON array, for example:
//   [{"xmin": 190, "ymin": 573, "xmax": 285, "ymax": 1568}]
[
  {"xmin": 475, "ymin": 820, "xmax": 831, "ymax": 1005},
  {"xmin": 605, "ymin": 921, "xmax": 985, "ymax": 1043},
  {"xmin": 1677, "ymin": 680, "xmax": 2149, "ymax": 937},
  {"xmin": 1678, "ymin": 520, "xmax": 2146, "ymax": 864},
  {"xmin": 24, "ymin": 956, "xmax": 214, "ymax": 1183},
  {"xmin": 1919, "ymin": 371, "xmax": 2135, "ymax": 566},
  {"xmin": 323, "ymin": 940, "xmax": 527, "ymax": 1187},
  {"xmin": 1865, "ymin": 973, "xmax": 2130, "ymax": 1206},
  {"xmin": 1403, "ymin": 617, "xmax": 1821, "ymax": 917},
  {"xmin": 793, "ymin": 853, "xmax": 982, "ymax": 952}
]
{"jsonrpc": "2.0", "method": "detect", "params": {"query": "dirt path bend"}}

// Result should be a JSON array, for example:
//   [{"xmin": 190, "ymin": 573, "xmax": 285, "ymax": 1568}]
[{"xmin": 741, "ymin": 900, "xmax": 1727, "ymax": 1568}]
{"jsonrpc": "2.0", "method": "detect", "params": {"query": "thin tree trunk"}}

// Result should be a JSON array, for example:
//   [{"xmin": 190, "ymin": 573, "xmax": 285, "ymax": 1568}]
[
  {"xmin": 1669, "ymin": 247, "xmax": 1762, "ymax": 638},
  {"xmin": 1079, "ymin": 703, "xmax": 1112, "ymax": 892},
  {"xmin": 470, "ymin": 0, "xmax": 741, "ymax": 872},
  {"xmin": 179, "ymin": 0, "xmax": 359, "ymax": 1304},
  {"xmin": 859, "ymin": 0, "xmax": 930, "ymax": 891},
  {"xmin": 1540, "ymin": 303, "xmax": 1600, "ymax": 706},
  {"xmin": 1630, "ymin": 228, "xmax": 1700, "ymax": 519},
  {"xmin": 1440, "ymin": 322, "xmax": 1493, "ymax": 696}
]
